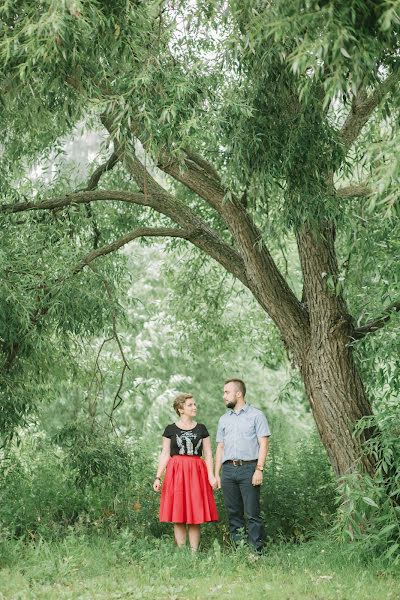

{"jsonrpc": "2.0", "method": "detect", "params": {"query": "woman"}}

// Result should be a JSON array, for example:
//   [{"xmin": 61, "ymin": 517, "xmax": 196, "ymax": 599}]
[{"xmin": 153, "ymin": 393, "xmax": 218, "ymax": 551}]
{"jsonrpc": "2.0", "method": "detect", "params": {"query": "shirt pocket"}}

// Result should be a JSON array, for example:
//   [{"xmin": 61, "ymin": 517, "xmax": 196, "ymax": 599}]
[
  {"xmin": 224, "ymin": 422, "xmax": 237, "ymax": 436},
  {"xmin": 242, "ymin": 422, "xmax": 257, "ymax": 439}
]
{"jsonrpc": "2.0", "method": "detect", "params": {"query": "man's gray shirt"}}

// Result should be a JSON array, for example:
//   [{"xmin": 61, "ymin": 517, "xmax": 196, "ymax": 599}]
[{"xmin": 216, "ymin": 403, "xmax": 271, "ymax": 462}]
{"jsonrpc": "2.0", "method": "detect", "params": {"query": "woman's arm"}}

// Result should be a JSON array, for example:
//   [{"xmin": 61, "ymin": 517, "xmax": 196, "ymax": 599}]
[
  {"xmin": 203, "ymin": 437, "xmax": 217, "ymax": 489},
  {"xmin": 153, "ymin": 437, "xmax": 171, "ymax": 492}
]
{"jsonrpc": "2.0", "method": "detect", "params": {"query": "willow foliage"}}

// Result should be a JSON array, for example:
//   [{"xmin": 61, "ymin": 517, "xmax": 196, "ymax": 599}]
[{"xmin": 0, "ymin": 1, "xmax": 399, "ymax": 449}]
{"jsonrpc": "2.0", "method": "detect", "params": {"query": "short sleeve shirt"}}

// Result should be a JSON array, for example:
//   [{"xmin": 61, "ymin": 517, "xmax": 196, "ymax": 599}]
[
  {"xmin": 216, "ymin": 404, "xmax": 271, "ymax": 462},
  {"xmin": 163, "ymin": 423, "xmax": 209, "ymax": 457}
]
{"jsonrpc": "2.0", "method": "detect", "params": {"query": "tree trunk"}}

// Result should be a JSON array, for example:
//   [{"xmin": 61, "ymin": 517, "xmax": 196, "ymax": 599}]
[
  {"xmin": 293, "ymin": 221, "xmax": 375, "ymax": 477},
  {"xmin": 299, "ymin": 332, "xmax": 375, "ymax": 477}
]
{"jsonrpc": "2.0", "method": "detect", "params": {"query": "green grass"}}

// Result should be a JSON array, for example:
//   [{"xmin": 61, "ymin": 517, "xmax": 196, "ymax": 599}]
[{"xmin": 0, "ymin": 533, "xmax": 399, "ymax": 599}]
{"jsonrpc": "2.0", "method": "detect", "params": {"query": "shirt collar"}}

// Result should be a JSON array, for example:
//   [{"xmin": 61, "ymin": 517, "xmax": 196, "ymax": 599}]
[{"xmin": 229, "ymin": 403, "xmax": 250, "ymax": 415}]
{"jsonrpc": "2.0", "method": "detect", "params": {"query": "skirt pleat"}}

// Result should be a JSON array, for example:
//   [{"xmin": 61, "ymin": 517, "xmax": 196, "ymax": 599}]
[{"xmin": 159, "ymin": 455, "xmax": 219, "ymax": 524}]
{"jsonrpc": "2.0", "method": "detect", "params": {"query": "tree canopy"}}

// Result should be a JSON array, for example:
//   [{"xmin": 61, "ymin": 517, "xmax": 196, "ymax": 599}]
[{"xmin": 0, "ymin": 1, "xmax": 399, "ymax": 478}]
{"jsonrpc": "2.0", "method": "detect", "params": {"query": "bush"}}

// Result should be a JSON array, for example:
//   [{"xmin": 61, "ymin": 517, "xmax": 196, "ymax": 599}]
[
  {"xmin": 0, "ymin": 425, "xmax": 162, "ymax": 540},
  {"xmin": 334, "ymin": 473, "xmax": 400, "ymax": 564},
  {"xmin": 262, "ymin": 432, "xmax": 337, "ymax": 541},
  {"xmin": 0, "ymin": 433, "xmax": 85, "ymax": 539},
  {"xmin": 0, "ymin": 421, "xmax": 337, "ymax": 546},
  {"xmin": 333, "ymin": 398, "xmax": 400, "ymax": 564}
]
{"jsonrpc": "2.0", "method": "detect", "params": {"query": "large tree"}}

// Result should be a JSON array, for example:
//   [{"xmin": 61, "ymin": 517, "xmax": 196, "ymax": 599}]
[{"xmin": 0, "ymin": 1, "xmax": 399, "ymax": 476}]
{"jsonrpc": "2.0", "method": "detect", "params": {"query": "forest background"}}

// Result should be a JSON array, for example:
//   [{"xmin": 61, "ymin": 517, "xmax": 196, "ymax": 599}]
[{"xmin": 0, "ymin": 1, "xmax": 399, "ymax": 598}]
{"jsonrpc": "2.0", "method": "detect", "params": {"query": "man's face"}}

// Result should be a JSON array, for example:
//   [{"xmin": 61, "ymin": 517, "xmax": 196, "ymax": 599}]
[{"xmin": 224, "ymin": 382, "xmax": 239, "ymax": 409}]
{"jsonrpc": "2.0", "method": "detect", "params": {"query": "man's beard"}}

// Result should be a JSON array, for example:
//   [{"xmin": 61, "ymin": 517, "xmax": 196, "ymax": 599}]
[{"xmin": 226, "ymin": 400, "xmax": 236, "ymax": 409}]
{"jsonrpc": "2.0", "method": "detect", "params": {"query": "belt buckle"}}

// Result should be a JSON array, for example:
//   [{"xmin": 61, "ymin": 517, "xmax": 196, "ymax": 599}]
[{"xmin": 232, "ymin": 459, "xmax": 242, "ymax": 466}]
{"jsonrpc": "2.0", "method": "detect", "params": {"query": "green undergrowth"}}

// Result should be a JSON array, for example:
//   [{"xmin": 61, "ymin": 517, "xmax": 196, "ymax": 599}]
[
  {"xmin": 0, "ymin": 425, "xmax": 336, "ymax": 545},
  {"xmin": 0, "ymin": 534, "xmax": 399, "ymax": 599}
]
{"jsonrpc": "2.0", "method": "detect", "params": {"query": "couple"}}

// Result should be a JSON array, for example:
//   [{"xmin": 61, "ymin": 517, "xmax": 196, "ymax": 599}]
[{"xmin": 153, "ymin": 378, "xmax": 271, "ymax": 552}]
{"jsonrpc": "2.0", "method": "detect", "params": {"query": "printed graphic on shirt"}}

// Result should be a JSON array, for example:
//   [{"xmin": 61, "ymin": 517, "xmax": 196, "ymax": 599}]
[{"xmin": 176, "ymin": 430, "xmax": 203, "ymax": 455}]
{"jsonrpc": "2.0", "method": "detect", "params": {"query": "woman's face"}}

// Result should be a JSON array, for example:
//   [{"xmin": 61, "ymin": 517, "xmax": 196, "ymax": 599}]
[{"xmin": 180, "ymin": 397, "xmax": 197, "ymax": 418}]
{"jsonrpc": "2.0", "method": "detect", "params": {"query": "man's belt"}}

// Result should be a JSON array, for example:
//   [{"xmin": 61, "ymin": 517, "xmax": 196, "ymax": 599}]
[{"xmin": 224, "ymin": 459, "xmax": 257, "ymax": 466}]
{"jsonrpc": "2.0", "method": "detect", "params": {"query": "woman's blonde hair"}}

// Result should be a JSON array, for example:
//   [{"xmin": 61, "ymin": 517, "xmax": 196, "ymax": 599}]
[{"xmin": 173, "ymin": 393, "xmax": 193, "ymax": 416}]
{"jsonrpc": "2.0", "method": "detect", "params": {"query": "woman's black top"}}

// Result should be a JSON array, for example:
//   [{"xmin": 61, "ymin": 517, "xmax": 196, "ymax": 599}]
[{"xmin": 162, "ymin": 423, "xmax": 210, "ymax": 457}]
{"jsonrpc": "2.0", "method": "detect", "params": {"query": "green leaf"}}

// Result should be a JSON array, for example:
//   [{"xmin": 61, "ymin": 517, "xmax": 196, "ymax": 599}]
[
  {"xmin": 384, "ymin": 543, "xmax": 399, "ymax": 559},
  {"xmin": 379, "ymin": 523, "xmax": 398, "ymax": 535},
  {"xmin": 362, "ymin": 497, "xmax": 379, "ymax": 508},
  {"xmin": 340, "ymin": 47, "xmax": 351, "ymax": 59}
]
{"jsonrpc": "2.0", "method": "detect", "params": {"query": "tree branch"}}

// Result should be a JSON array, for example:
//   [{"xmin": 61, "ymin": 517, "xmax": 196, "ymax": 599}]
[
  {"xmin": 114, "ymin": 128, "xmax": 310, "ymax": 350},
  {"xmin": 183, "ymin": 148, "xmax": 222, "ymax": 183},
  {"xmin": 340, "ymin": 70, "xmax": 400, "ymax": 150},
  {"xmin": 353, "ymin": 301, "xmax": 400, "ymax": 339},
  {"xmin": 103, "ymin": 120, "xmax": 310, "ymax": 343},
  {"xmin": 73, "ymin": 144, "xmax": 121, "ymax": 249},
  {"xmin": 87, "ymin": 335, "xmax": 114, "ymax": 419},
  {"xmin": 109, "ymin": 146, "xmax": 253, "ymax": 286},
  {"xmin": 158, "ymin": 148, "xmax": 228, "ymax": 219},
  {"xmin": 0, "ymin": 190, "xmax": 147, "ymax": 213},
  {"xmin": 72, "ymin": 226, "xmax": 197, "ymax": 275},
  {"xmin": 0, "ymin": 188, "xmax": 248, "ymax": 286},
  {"xmin": 78, "ymin": 150, "xmax": 121, "ymax": 192},
  {"xmin": 151, "ymin": 146, "xmax": 310, "ymax": 348},
  {"xmin": 99, "ymin": 272, "xmax": 130, "ymax": 431},
  {"xmin": 77, "ymin": 152, "xmax": 121, "ymax": 249}
]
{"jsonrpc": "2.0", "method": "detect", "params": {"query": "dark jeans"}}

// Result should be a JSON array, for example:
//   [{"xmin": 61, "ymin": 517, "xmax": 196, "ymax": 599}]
[{"xmin": 221, "ymin": 463, "xmax": 265, "ymax": 551}]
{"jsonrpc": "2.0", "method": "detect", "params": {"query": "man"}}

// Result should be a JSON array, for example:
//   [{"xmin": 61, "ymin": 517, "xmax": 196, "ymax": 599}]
[{"xmin": 215, "ymin": 378, "xmax": 270, "ymax": 553}]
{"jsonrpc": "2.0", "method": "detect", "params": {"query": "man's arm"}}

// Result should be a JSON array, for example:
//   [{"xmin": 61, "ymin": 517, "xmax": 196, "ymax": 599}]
[
  {"xmin": 252, "ymin": 436, "xmax": 269, "ymax": 486},
  {"xmin": 215, "ymin": 442, "xmax": 224, "ymax": 489}
]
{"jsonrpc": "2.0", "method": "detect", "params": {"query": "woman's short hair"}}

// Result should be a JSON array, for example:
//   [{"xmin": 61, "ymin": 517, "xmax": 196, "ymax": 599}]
[{"xmin": 173, "ymin": 393, "xmax": 193, "ymax": 416}]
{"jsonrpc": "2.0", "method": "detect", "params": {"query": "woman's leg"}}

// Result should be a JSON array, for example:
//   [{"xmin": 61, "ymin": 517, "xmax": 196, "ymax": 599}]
[
  {"xmin": 173, "ymin": 523, "xmax": 187, "ymax": 547},
  {"xmin": 188, "ymin": 524, "xmax": 201, "ymax": 551}
]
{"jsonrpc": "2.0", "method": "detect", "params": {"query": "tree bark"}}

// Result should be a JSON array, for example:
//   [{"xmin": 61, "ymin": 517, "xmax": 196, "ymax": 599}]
[
  {"xmin": 296, "ymin": 222, "xmax": 375, "ymax": 477},
  {"xmin": 299, "ymin": 333, "xmax": 375, "ymax": 477}
]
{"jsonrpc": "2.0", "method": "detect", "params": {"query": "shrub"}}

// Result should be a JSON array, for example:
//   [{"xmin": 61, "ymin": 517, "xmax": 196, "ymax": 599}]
[
  {"xmin": 0, "ymin": 421, "xmax": 337, "ymax": 545},
  {"xmin": 0, "ymin": 425, "xmax": 162, "ymax": 540},
  {"xmin": 0, "ymin": 434, "xmax": 85, "ymax": 539},
  {"xmin": 333, "ymin": 398, "xmax": 400, "ymax": 564},
  {"xmin": 262, "ymin": 432, "xmax": 337, "ymax": 541}
]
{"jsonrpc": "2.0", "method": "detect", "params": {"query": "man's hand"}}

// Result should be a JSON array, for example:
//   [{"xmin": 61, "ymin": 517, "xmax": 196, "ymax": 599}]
[
  {"xmin": 208, "ymin": 474, "xmax": 217, "ymax": 490},
  {"xmin": 252, "ymin": 469, "xmax": 263, "ymax": 486},
  {"xmin": 215, "ymin": 475, "xmax": 221, "ymax": 489}
]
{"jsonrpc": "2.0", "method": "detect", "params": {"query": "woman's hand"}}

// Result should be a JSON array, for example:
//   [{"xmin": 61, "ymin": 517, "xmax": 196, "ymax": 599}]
[
  {"xmin": 208, "ymin": 474, "xmax": 217, "ymax": 490},
  {"xmin": 153, "ymin": 478, "xmax": 161, "ymax": 492}
]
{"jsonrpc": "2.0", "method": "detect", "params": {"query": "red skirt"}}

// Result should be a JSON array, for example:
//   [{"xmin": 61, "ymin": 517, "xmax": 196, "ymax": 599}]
[{"xmin": 159, "ymin": 455, "xmax": 219, "ymax": 524}]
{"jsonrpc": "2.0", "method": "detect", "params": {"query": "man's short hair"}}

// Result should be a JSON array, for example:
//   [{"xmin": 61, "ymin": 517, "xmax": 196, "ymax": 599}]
[{"xmin": 224, "ymin": 378, "xmax": 246, "ymax": 397}]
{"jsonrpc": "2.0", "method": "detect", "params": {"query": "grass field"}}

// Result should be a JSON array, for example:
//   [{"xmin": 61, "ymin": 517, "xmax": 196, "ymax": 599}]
[{"xmin": 0, "ymin": 534, "xmax": 399, "ymax": 599}]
